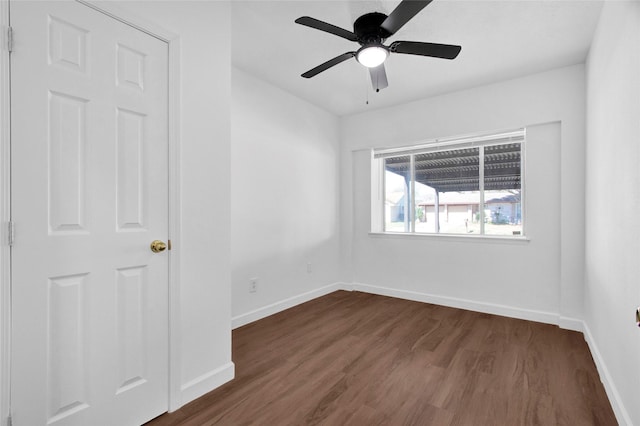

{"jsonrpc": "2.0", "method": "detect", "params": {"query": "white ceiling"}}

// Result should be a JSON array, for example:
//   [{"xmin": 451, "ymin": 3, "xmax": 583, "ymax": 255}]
[{"xmin": 231, "ymin": 0, "xmax": 603, "ymax": 116}]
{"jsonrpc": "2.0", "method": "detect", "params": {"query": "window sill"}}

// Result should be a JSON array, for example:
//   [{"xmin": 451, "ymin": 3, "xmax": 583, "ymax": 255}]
[{"xmin": 368, "ymin": 232, "xmax": 530, "ymax": 244}]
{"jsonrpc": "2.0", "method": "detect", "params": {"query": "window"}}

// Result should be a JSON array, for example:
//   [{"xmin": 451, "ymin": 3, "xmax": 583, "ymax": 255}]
[{"xmin": 372, "ymin": 130, "xmax": 524, "ymax": 237}]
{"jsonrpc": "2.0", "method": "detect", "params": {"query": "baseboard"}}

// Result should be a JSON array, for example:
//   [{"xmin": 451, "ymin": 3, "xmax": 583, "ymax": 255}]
[
  {"xmin": 232, "ymin": 282, "xmax": 350, "ymax": 329},
  {"xmin": 180, "ymin": 362, "xmax": 235, "ymax": 406},
  {"xmin": 582, "ymin": 322, "xmax": 632, "ymax": 426},
  {"xmin": 352, "ymin": 282, "xmax": 560, "ymax": 326},
  {"xmin": 232, "ymin": 281, "xmax": 581, "ymax": 331},
  {"xmin": 558, "ymin": 316, "xmax": 583, "ymax": 332}
]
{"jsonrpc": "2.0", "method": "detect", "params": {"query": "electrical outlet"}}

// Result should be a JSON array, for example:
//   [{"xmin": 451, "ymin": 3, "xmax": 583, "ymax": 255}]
[
  {"xmin": 249, "ymin": 278, "xmax": 258, "ymax": 293},
  {"xmin": 307, "ymin": 262, "xmax": 312, "ymax": 273}
]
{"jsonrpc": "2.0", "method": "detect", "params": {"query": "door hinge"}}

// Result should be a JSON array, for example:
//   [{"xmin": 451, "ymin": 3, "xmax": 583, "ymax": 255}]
[
  {"xmin": 6, "ymin": 26, "xmax": 13, "ymax": 53},
  {"xmin": 7, "ymin": 220, "xmax": 14, "ymax": 246}
]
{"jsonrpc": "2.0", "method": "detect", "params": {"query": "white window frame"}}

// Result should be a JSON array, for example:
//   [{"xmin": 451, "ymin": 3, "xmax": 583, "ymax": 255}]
[{"xmin": 371, "ymin": 129, "xmax": 526, "ymax": 238}]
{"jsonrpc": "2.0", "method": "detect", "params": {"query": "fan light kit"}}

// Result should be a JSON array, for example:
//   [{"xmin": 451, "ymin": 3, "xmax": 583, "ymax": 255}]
[
  {"xmin": 295, "ymin": 0, "xmax": 462, "ymax": 92},
  {"xmin": 356, "ymin": 44, "xmax": 388, "ymax": 68}
]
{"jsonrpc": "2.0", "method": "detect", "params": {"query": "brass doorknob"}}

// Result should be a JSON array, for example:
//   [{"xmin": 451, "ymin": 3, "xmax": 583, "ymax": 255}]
[{"xmin": 150, "ymin": 240, "xmax": 167, "ymax": 253}]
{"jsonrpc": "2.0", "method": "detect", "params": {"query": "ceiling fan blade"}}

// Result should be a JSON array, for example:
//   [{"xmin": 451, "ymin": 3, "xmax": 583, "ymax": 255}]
[
  {"xmin": 295, "ymin": 16, "xmax": 358, "ymax": 42},
  {"xmin": 381, "ymin": 0, "xmax": 433, "ymax": 36},
  {"xmin": 369, "ymin": 64, "xmax": 388, "ymax": 92},
  {"xmin": 301, "ymin": 52, "xmax": 356, "ymax": 78},
  {"xmin": 390, "ymin": 41, "xmax": 461, "ymax": 59}
]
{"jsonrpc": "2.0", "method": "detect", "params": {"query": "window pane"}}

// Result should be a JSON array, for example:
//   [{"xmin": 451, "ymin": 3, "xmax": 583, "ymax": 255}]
[
  {"xmin": 484, "ymin": 143, "xmax": 522, "ymax": 236},
  {"xmin": 414, "ymin": 182, "xmax": 436, "ymax": 233},
  {"xmin": 414, "ymin": 148, "xmax": 480, "ymax": 235},
  {"xmin": 384, "ymin": 156, "xmax": 411, "ymax": 233}
]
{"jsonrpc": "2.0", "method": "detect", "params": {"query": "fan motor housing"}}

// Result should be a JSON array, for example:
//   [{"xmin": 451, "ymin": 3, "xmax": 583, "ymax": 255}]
[{"xmin": 354, "ymin": 12, "xmax": 391, "ymax": 44}]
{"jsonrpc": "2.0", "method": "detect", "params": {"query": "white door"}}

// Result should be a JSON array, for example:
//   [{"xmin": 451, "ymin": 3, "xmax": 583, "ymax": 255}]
[{"xmin": 10, "ymin": 1, "xmax": 169, "ymax": 425}]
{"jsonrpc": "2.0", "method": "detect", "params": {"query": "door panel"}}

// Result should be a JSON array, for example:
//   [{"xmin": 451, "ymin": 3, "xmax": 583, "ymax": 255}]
[{"xmin": 10, "ymin": 2, "xmax": 169, "ymax": 425}]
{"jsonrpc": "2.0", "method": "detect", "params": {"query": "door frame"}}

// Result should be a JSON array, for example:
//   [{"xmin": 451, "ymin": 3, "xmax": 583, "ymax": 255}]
[
  {"xmin": 0, "ymin": 1, "xmax": 184, "ymax": 422},
  {"xmin": 1, "ymin": 0, "xmax": 11, "ymax": 424}
]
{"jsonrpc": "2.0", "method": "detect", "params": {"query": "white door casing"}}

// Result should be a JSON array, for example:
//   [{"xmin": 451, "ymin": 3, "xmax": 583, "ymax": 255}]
[
  {"xmin": 0, "ymin": 0, "xmax": 11, "ymax": 424},
  {"xmin": 10, "ymin": 1, "xmax": 170, "ymax": 425}
]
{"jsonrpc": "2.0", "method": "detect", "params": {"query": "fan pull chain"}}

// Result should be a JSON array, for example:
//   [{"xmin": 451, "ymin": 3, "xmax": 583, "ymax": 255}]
[{"xmin": 365, "ymin": 69, "xmax": 370, "ymax": 105}]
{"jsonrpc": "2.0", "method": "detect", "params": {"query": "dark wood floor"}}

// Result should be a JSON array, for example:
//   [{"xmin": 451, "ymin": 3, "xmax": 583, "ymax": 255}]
[{"xmin": 147, "ymin": 291, "xmax": 617, "ymax": 426}]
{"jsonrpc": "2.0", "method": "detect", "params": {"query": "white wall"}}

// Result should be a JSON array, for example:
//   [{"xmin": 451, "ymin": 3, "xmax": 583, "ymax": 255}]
[
  {"xmin": 231, "ymin": 68, "xmax": 342, "ymax": 326},
  {"xmin": 341, "ymin": 65, "xmax": 586, "ymax": 327},
  {"xmin": 585, "ymin": 2, "xmax": 640, "ymax": 424},
  {"xmin": 112, "ymin": 1, "xmax": 234, "ymax": 407}
]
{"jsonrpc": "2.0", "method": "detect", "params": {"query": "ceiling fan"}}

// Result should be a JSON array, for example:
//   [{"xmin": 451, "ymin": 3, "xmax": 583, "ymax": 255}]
[{"xmin": 295, "ymin": 0, "xmax": 461, "ymax": 92}]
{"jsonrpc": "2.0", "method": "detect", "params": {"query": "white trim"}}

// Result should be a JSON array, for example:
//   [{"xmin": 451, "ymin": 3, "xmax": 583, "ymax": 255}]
[
  {"xmin": 352, "ymin": 282, "xmax": 559, "ymax": 325},
  {"xmin": 232, "ymin": 283, "xmax": 348, "ymax": 329},
  {"xmin": 479, "ymin": 145, "xmax": 486, "ymax": 235},
  {"xmin": 74, "ymin": 0, "xmax": 186, "ymax": 414},
  {"xmin": 166, "ymin": 37, "xmax": 183, "ymax": 414},
  {"xmin": 372, "ymin": 136, "xmax": 526, "ymax": 238},
  {"xmin": 232, "ymin": 281, "xmax": 561, "ymax": 329},
  {"xmin": 373, "ymin": 154, "xmax": 384, "ymax": 232},
  {"xmin": 231, "ymin": 280, "xmax": 573, "ymax": 331},
  {"xmin": 368, "ymin": 231, "xmax": 530, "ymax": 243},
  {"xmin": 179, "ymin": 362, "xmax": 235, "ymax": 406},
  {"xmin": 558, "ymin": 316, "xmax": 583, "ymax": 332},
  {"xmin": 231, "ymin": 281, "xmax": 582, "ymax": 333},
  {"xmin": 0, "ymin": 1, "xmax": 10, "ymax": 424},
  {"xmin": 409, "ymin": 154, "xmax": 415, "ymax": 232},
  {"xmin": 582, "ymin": 322, "xmax": 632, "ymax": 426},
  {"xmin": 520, "ymin": 129, "xmax": 528, "ymax": 237},
  {"xmin": 373, "ymin": 129, "xmax": 525, "ymax": 158},
  {"xmin": 76, "ymin": 0, "xmax": 176, "ymax": 43}
]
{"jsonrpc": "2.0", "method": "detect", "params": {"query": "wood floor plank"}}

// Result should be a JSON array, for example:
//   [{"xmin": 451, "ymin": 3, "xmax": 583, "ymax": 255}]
[{"xmin": 146, "ymin": 291, "xmax": 617, "ymax": 426}]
